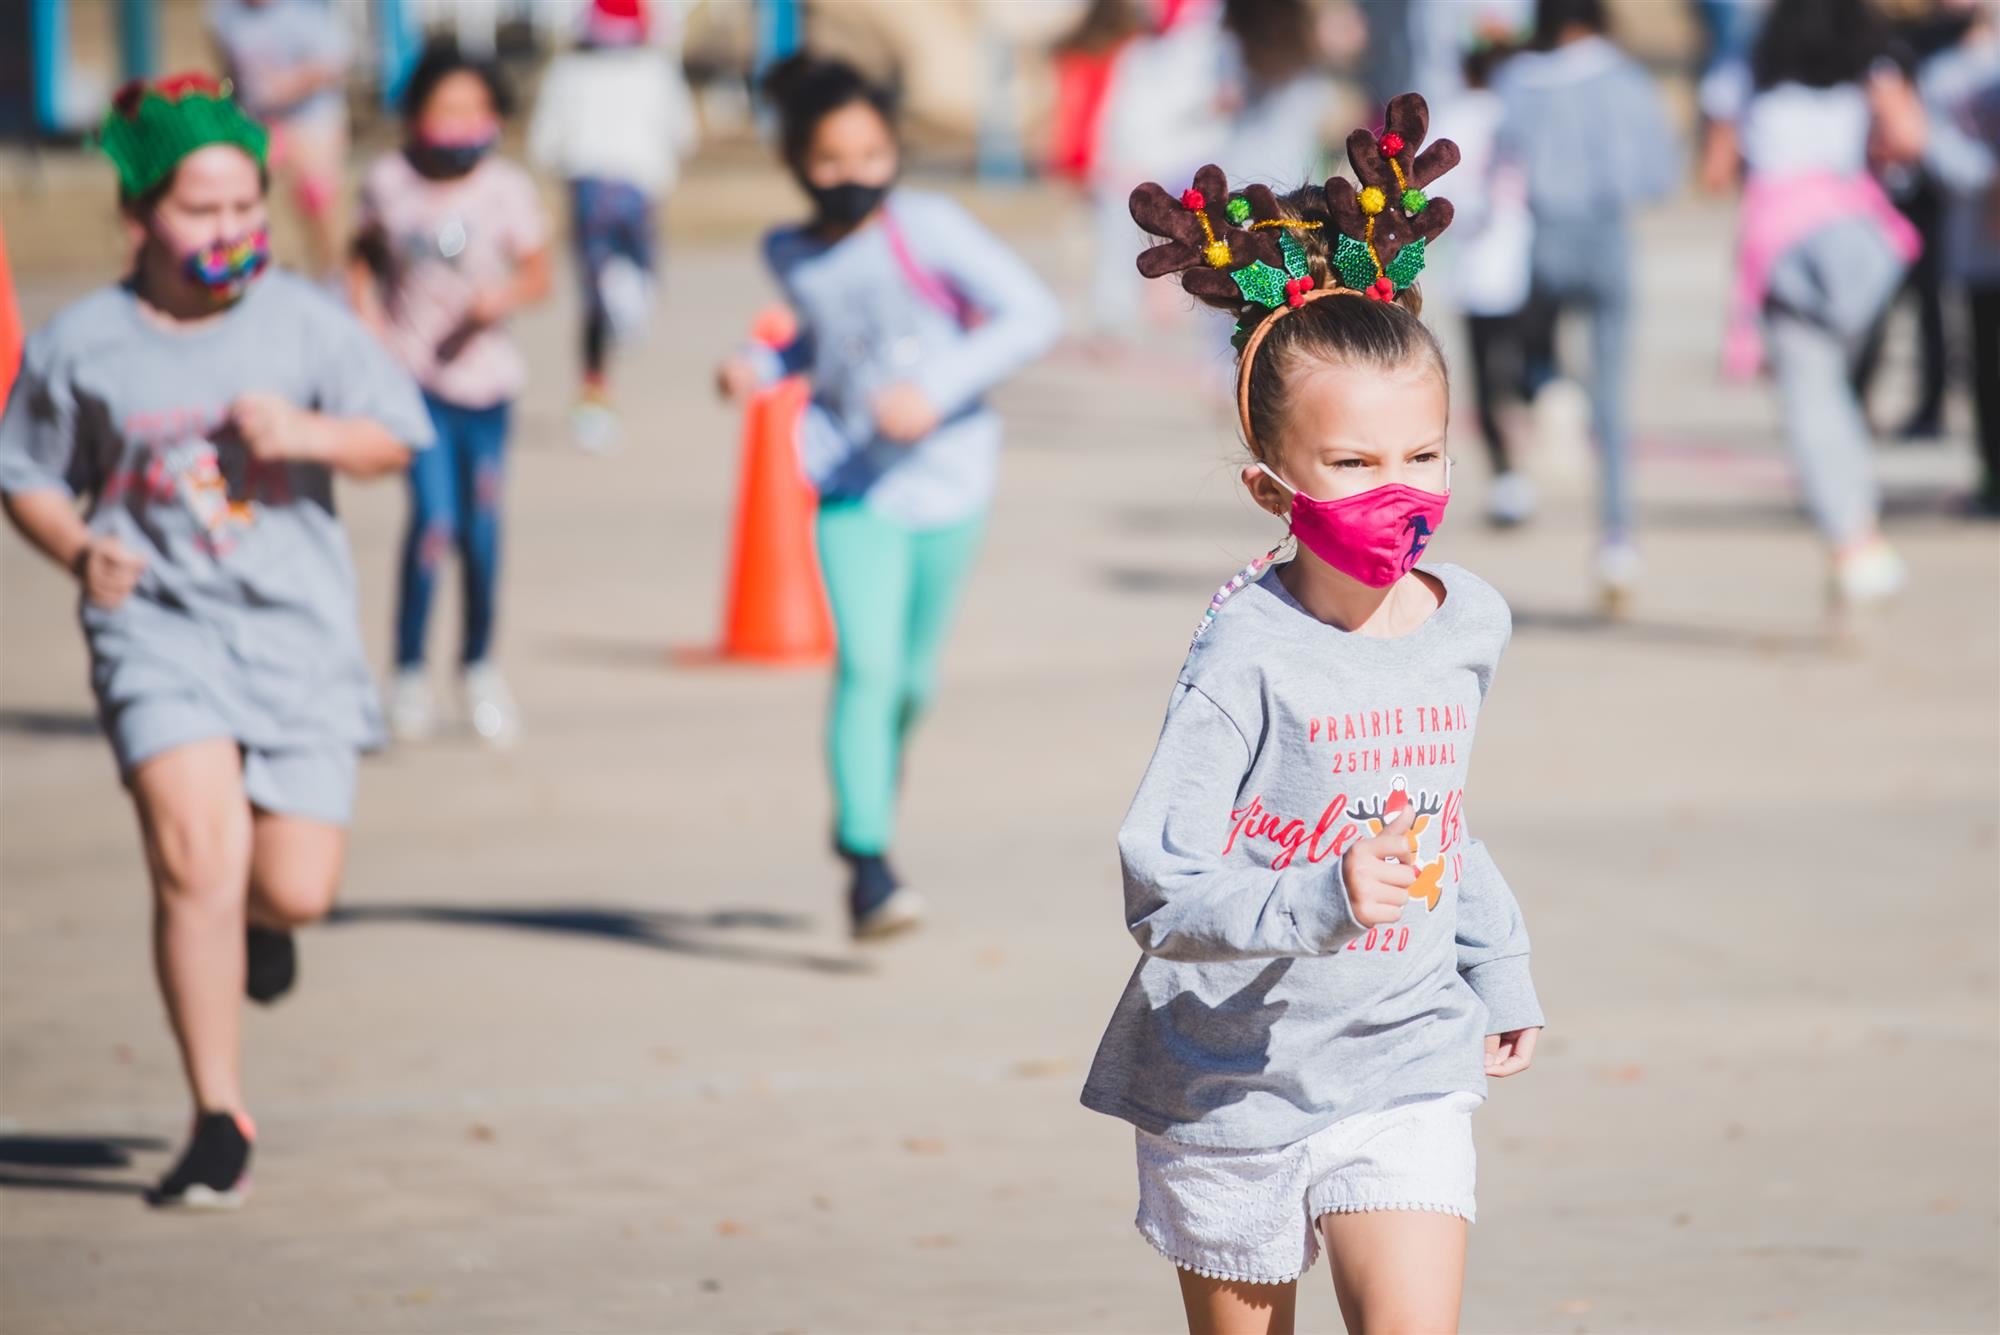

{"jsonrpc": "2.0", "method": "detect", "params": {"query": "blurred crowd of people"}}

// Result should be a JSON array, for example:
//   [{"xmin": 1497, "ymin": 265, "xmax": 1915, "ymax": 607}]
[
  {"xmin": 1048, "ymin": 0, "xmax": 1997, "ymax": 611},
  {"xmin": 195, "ymin": 0, "xmax": 2000, "ymax": 621}
]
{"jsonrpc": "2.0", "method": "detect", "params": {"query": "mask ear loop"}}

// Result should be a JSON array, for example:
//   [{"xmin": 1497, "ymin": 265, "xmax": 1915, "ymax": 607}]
[{"xmin": 1255, "ymin": 461, "xmax": 1296, "ymax": 496}]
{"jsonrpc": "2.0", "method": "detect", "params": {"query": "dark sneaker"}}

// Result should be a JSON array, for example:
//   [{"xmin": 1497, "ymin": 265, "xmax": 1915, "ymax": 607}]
[
  {"xmin": 245, "ymin": 925, "xmax": 296, "ymax": 1004},
  {"xmin": 843, "ymin": 852, "xmax": 925, "ymax": 942},
  {"xmin": 147, "ymin": 1111, "xmax": 253, "ymax": 1210},
  {"xmin": 1896, "ymin": 409, "xmax": 1943, "ymax": 441}
]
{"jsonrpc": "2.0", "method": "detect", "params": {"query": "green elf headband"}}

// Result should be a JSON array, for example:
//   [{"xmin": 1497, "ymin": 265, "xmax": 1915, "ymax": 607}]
[
  {"xmin": 99, "ymin": 73, "xmax": 269, "ymax": 201},
  {"xmin": 1127, "ymin": 92, "xmax": 1460, "ymax": 319}
]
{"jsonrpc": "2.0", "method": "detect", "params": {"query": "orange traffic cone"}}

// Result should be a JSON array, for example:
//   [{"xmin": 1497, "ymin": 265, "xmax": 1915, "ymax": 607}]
[
  {"xmin": 684, "ymin": 311, "xmax": 834, "ymax": 667},
  {"xmin": 0, "ymin": 216, "xmax": 20, "ymax": 407}
]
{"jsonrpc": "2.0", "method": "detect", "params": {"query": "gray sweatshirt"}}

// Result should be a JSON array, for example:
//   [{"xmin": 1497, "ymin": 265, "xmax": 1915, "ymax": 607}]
[{"xmin": 1081, "ymin": 563, "xmax": 1544, "ymax": 1150}]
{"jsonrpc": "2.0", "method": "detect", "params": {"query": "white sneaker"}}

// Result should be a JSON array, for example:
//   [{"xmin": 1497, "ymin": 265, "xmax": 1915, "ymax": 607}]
[
  {"xmin": 1485, "ymin": 471, "xmax": 1538, "ymax": 527},
  {"xmin": 389, "ymin": 669, "xmax": 433, "ymax": 743},
  {"xmin": 1596, "ymin": 541, "xmax": 1643, "ymax": 617},
  {"xmin": 853, "ymin": 887, "xmax": 927, "ymax": 941},
  {"xmin": 571, "ymin": 398, "xmax": 619, "ymax": 454},
  {"xmin": 462, "ymin": 662, "xmax": 520, "ymax": 748},
  {"xmin": 598, "ymin": 256, "xmax": 654, "ymax": 340},
  {"xmin": 1831, "ymin": 537, "xmax": 1906, "ymax": 607},
  {"xmin": 1530, "ymin": 378, "xmax": 1592, "ymax": 490}
]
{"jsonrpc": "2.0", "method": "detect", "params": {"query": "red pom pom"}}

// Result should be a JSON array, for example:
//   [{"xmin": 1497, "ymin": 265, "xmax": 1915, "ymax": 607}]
[
  {"xmin": 1368, "ymin": 276, "xmax": 1396, "ymax": 301},
  {"xmin": 1285, "ymin": 275, "xmax": 1316, "ymax": 307},
  {"xmin": 1378, "ymin": 132, "xmax": 1405, "ymax": 156},
  {"xmin": 1181, "ymin": 188, "xmax": 1206, "ymax": 211},
  {"xmin": 155, "ymin": 72, "xmax": 225, "ymax": 102}
]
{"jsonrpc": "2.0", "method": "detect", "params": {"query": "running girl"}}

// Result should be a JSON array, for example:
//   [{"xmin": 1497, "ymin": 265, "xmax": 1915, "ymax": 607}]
[
  {"xmin": 716, "ymin": 55, "xmax": 1061, "ymax": 940},
  {"xmin": 0, "ymin": 75, "xmax": 432, "ymax": 1207},
  {"xmin": 350, "ymin": 39, "xmax": 551, "ymax": 746},
  {"xmin": 1081, "ymin": 98, "xmax": 1544, "ymax": 1333}
]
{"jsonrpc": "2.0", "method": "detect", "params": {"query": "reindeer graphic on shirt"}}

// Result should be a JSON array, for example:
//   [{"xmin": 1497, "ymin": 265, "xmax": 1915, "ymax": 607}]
[{"xmin": 1349, "ymin": 776, "xmax": 1447, "ymax": 911}]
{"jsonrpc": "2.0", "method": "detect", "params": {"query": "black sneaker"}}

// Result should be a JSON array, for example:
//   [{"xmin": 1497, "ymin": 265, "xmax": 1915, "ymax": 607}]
[
  {"xmin": 147, "ymin": 1111, "xmax": 253, "ymax": 1210},
  {"xmin": 245, "ymin": 925, "xmax": 296, "ymax": 1004},
  {"xmin": 1896, "ymin": 409, "xmax": 1943, "ymax": 442},
  {"xmin": 842, "ymin": 851, "xmax": 925, "ymax": 941}
]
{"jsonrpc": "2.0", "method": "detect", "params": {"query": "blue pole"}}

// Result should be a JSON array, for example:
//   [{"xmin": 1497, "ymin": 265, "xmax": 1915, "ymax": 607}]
[
  {"xmin": 30, "ymin": 0, "xmax": 67, "ymax": 133},
  {"xmin": 754, "ymin": 0, "xmax": 801, "ymax": 79},
  {"xmin": 378, "ymin": 0, "xmax": 420, "ymax": 111},
  {"xmin": 117, "ymin": 0, "xmax": 157, "ymax": 81}
]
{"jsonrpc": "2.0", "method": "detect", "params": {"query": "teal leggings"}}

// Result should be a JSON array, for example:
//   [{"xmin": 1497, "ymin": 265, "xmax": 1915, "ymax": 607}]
[{"xmin": 817, "ymin": 500, "xmax": 985, "ymax": 856}]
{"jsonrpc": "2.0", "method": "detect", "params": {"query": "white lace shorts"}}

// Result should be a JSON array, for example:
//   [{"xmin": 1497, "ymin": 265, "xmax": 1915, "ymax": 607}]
[{"xmin": 1134, "ymin": 1091, "xmax": 1482, "ymax": 1285}]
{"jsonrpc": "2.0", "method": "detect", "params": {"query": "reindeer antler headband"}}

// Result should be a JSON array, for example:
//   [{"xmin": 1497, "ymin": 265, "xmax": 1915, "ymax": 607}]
[{"xmin": 1129, "ymin": 93, "xmax": 1461, "ymax": 448}]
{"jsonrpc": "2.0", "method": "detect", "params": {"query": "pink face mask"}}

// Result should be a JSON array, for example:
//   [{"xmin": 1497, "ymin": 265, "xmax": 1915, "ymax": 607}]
[{"xmin": 1257, "ymin": 460, "xmax": 1451, "ymax": 589}]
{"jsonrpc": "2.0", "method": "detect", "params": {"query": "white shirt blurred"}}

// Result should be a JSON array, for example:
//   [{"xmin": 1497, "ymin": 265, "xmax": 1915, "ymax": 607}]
[{"xmin": 529, "ymin": 46, "xmax": 698, "ymax": 198}]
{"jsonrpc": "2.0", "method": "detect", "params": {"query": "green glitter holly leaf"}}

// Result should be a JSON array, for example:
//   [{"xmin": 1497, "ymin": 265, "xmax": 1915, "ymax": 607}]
[
  {"xmin": 1384, "ymin": 236, "xmax": 1426, "ymax": 290},
  {"xmin": 1275, "ymin": 230, "xmax": 1309, "ymax": 280},
  {"xmin": 1231, "ymin": 230, "xmax": 1316, "ymax": 308},
  {"xmin": 1333, "ymin": 234, "xmax": 1377, "ymax": 291},
  {"xmin": 1232, "ymin": 260, "xmax": 1288, "ymax": 308}
]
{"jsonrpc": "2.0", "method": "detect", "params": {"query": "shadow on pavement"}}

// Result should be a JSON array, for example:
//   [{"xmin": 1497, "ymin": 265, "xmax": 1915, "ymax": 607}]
[
  {"xmin": 326, "ymin": 903, "xmax": 871, "ymax": 975},
  {"xmin": 0, "ymin": 708, "xmax": 99, "ymax": 738},
  {"xmin": 0, "ymin": 1134, "xmax": 166, "ymax": 1197},
  {"xmin": 1511, "ymin": 606, "xmax": 1836, "ymax": 655},
  {"xmin": 540, "ymin": 633, "xmax": 682, "ymax": 672},
  {"xmin": 1639, "ymin": 489, "xmax": 1973, "ymax": 530}
]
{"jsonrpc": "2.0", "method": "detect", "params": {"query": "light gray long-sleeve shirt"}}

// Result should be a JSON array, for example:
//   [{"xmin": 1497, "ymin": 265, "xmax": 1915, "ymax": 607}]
[
  {"xmin": 1081, "ymin": 563, "xmax": 1544, "ymax": 1149},
  {"xmin": 759, "ymin": 189, "xmax": 1063, "ymax": 529}
]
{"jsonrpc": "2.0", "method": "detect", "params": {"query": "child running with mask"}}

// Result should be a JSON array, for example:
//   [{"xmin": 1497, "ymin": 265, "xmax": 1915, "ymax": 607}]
[
  {"xmin": 350, "ymin": 39, "xmax": 552, "ymax": 747},
  {"xmin": 529, "ymin": 0, "xmax": 698, "ymax": 451},
  {"xmin": 0, "ymin": 75, "xmax": 432, "ymax": 1207},
  {"xmin": 716, "ymin": 55, "xmax": 1062, "ymax": 939},
  {"xmin": 1081, "ymin": 97, "xmax": 1544, "ymax": 1333}
]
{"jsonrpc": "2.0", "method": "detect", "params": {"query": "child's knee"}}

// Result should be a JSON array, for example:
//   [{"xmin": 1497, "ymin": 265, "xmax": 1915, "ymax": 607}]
[
  {"xmin": 252, "ymin": 865, "xmax": 339, "ymax": 927},
  {"xmin": 147, "ymin": 808, "xmax": 251, "ymax": 908},
  {"xmin": 473, "ymin": 458, "xmax": 505, "ymax": 514},
  {"xmin": 413, "ymin": 516, "xmax": 456, "ymax": 570}
]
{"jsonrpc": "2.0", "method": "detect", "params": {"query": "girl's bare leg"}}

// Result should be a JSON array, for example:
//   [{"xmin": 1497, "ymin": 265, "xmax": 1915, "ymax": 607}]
[
  {"xmin": 130, "ymin": 740, "xmax": 254, "ymax": 1115},
  {"xmin": 1176, "ymin": 1271, "xmax": 1298, "ymax": 1335},
  {"xmin": 247, "ymin": 810, "xmax": 346, "ymax": 928},
  {"xmin": 1319, "ymin": 1209, "xmax": 1467, "ymax": 1334}
]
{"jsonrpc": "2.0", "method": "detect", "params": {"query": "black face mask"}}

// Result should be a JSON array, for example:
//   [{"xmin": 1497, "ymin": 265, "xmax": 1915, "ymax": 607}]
[
  {"xmin": 807, "ymin": 180, "xmax": 890, "ymax": 228},
  {"xmin": 405, "ymin": 139, "xmax": 494, "ymax": 180}
]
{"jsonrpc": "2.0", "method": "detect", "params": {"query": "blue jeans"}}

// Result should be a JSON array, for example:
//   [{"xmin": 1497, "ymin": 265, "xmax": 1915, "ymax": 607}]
[
  {"xmin": 395, "ymin": 394, "xmax": 511, "ymax": 669},
  {"xmin": 1522, "ymin": 219, "xmax": 1634, "ymax": 542},
  {"xmin": 570, "ymin": 177, "xmax": 656, "ymax": 377}
]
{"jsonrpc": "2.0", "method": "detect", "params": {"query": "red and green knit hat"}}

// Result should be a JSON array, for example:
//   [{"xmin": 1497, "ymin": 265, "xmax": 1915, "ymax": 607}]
[{"xmin": 99, "ymin": 73, "xmax": 269, "ymax": 201}]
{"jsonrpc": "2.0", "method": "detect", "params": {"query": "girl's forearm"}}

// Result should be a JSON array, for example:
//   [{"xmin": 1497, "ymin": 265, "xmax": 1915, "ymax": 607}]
[
  {"xmin": 499, "ymin": 247, "xmax": 553, "ymax": 317},
  {"xmin": 2, "ymin": 489, "xmax": 91, "ymax": 576},
  {"xmin": 304, "ymin": 417, "xmax": 411, "ymax": 478}
]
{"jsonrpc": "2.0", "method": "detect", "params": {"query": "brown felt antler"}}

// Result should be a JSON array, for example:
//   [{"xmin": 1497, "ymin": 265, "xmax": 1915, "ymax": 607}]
[
  {"xmin": 1322, "ymin": 92, "xmax": 1458, "ymax": 291},
  {"xmin": 1129, "ymin": 164, "xmax": 1286, "ymax": 301}
]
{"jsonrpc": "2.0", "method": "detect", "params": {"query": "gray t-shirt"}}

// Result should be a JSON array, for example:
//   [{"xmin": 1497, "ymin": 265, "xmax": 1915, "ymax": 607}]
[
  {"xmin": 1081, "ymin": 563, "xmax": 1544, "ymax": 1150},
  {"xmin": 209, "ymin": 0, "xmax": 353, "ymax": 129},
  {"xmin": 0, "ymin": 271, "xmax": 433, "ymax": 754}
]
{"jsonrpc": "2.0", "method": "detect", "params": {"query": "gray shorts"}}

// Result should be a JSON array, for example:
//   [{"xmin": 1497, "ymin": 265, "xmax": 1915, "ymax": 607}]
[{"xmin": 105, "ymin": 692, "xmax": 358, "ymax": 826}]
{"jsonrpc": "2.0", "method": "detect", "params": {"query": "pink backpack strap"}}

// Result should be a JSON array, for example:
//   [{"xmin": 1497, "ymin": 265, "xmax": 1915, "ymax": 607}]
[{"xmin": 881, "ymin": 206, "xmax": 970, "ymax": 326}]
